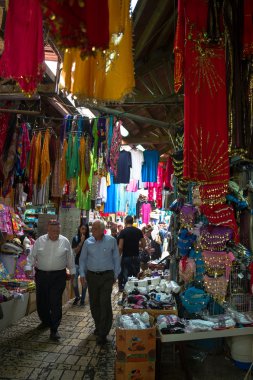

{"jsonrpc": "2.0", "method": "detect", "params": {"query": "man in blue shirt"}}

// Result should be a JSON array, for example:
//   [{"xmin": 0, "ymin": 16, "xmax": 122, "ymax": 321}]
[{"xmin": 79, "ymin": 219, "xmax": 121, "ymax": 345}]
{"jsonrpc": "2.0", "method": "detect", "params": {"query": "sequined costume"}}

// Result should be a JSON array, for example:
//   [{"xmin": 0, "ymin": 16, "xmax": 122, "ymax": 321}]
[{"xmin": 174, "ymin": 0, "xmax": 229, "ymax": 184}]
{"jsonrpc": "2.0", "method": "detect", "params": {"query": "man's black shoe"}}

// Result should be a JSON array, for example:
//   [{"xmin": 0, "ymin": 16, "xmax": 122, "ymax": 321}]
[
  {"xmin": 50, "ymin": 331, "xmax": 61, "ymax": 341},
  {"xmin": 37, "ymin": 322, "xmax": 50, "ymax": 330},
  {"xmin": 96, "ymin": 335, "xmax": 108, "ymax": 345},
  {"xmin": 72, "ymin": 297, "xmax": 80, "ymax": 306},
  {"xmin": 93, "ymin": 329, "xmax": 99, "ymax": 336}
]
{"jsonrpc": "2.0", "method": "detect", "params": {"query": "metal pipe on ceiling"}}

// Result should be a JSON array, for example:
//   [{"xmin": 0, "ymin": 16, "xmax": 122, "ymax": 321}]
[
  {"xmin": 0, "ymin": 93, "xmax": 40, "ymax": 100},
  {"xmin": 0, "ymin": 108, "xmax": 41, "ymax": 116},
  {"xmin": 86, "ymin": 104, "xmax": 179, "ymax": 129}
]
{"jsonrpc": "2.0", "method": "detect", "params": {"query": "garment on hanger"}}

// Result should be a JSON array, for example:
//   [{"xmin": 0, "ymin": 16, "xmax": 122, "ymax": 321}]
[
  {"xmin": 0, "ymin": 0, "xmax": 44, "ymax": 94},
  {"xmin": 141, "ymin": 202, "xmax": 152, "ymax": 224},
  {"xmin": 130, "ymin": 149, "xmax": 144, "ymax": 181},
  {"xmin": 142, "ymin": 150, "xmax": 160, "ymax": 182},
  {"xmin": 113, "ymin": 150, "xmax": 132, "ymax": 184}
]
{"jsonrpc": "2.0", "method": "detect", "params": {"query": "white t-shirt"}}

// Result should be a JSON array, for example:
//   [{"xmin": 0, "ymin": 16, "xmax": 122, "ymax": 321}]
[{"xmin": 130, "ymin": 150, "xmax": 144, "ymax": 180}]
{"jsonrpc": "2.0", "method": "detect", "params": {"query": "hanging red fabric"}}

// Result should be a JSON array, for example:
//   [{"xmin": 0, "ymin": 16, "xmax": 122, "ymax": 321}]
[
  {"xmin": 174, "ymin": 0, "xmax": 229, "ymax": 184},
  {"xmin": 0, "ymin": 0, "xmax": 45, "ymax": 94},
  {"xmin": 41, "ymin": 0, "xmax": 109, "ymax": 54}
]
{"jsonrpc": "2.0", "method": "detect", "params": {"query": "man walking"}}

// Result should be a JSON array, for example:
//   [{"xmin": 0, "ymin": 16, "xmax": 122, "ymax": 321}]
[
  {"xmin": 25, "ymin": 220, "xmax": 75, "ymax": 341},
  {"xmin": 118, "ymin": 215, "xmax": 146, "ymax": 290},
  {"xmin": 79, "ymin": 219, "xmax": 121, "ymax": 345}
]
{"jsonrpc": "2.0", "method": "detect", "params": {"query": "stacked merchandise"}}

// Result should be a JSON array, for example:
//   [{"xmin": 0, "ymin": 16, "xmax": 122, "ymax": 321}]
[
  {"xmin": 122, "ymin": 274, "xmax": 179, "ymax": 316},
  {"xmin": 168, "ymin": 182, "xmax": 253, "ymax": 324},
  {"xmin": 115, "ymin": 312, "xmax": 156, "ymax": 380},
  {"xmin": 0, "ymin": 206, "xmax": 36, "ymax": 328}
]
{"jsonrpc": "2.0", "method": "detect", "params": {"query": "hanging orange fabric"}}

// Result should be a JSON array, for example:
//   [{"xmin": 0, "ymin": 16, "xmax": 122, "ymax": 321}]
[
  {"xmin": 41, "ymin": 129, "xmax": 51, "ymax": 185},
  {"xmin": 33, "ymin": 132, "xmax": 42, "ymax": 185},
  {"xmin": 60, "ymin": 138, "xmax": 68, "ymax": 188}
]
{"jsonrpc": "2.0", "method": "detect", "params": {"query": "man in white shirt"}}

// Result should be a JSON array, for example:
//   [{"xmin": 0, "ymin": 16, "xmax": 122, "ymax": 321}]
[{"xmin": 25, "ymin": 220, "xmax": 75, "ymax": 341}]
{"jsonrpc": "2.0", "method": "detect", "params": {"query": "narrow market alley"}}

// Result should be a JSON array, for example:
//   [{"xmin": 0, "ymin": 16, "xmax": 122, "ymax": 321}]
[{"xmin": 0, "ymin": 287, "xmax": 247, "ymax": 380}]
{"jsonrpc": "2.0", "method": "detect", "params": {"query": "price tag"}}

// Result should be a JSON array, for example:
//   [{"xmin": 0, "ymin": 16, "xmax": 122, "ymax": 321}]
[{"xmin": 238, "ymin": 272, "xmax": 244, "ymax": 279}]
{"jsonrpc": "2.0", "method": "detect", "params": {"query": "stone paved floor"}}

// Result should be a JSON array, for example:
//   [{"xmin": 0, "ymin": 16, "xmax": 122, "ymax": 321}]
[{"xmin": 0, "ymin": 287, "xmax": 249, "ymax": 380}]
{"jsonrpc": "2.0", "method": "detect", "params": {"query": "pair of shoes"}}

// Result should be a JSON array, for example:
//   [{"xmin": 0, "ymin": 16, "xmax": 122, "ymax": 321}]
[
  {"xmin": 96, "ymin": 335, "xmax": 108, "ymax": 345},
  {"xmin": 72, "ymin": 297, "xmax": 80, "ymax": 306},
  {"xmin": 79, "ymin": 302, "xmax": 85, "ymax": 307},
  {"xmin": 93, "ymin": 329, "xmax": 99, "ymax": 336},
  {"xmin": 50, "ymin": 331, "xmax": 61, "ymax": 341},
  {"xmin": 37, "ymin": 322, "xmax": 50, "ymax": 330}
]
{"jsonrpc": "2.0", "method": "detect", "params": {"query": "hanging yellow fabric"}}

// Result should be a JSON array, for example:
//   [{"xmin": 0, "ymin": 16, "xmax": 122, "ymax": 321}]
[
  {"xmin": 40, "ymin": 129, "xmax": 51, "ymax": 185},
  {"xmin": 61, "ymin": 0, "xmax": 134, "ymax": 102},
  {"xmin": 79, "ymin": 135, "xmax": 88, "ymax": 192},
  {"xmin": 60, "ymin": 138, "xmax": 68, "ymax": 188},
  {"xmin": 33, "ymin": 131, "xmax": 42, "ymax": 185}
]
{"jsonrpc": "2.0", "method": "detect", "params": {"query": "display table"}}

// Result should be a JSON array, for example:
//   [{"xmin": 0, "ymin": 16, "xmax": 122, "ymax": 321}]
[
  {"xmin": 156, "ymin": 327, "xmax": 253, "ymax": 380},
  {"xmin": 159, "ymin": 326, "xmax": 253, "ymax": 342}
]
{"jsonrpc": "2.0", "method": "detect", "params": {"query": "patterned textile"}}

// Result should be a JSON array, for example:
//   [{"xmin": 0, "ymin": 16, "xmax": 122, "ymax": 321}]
[{"xmin": 110, "ymin": 120, "xmax": 122, "ymax": 177}]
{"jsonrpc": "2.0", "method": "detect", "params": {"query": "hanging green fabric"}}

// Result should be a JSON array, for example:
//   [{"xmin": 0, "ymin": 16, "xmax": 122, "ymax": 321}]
[
  {"xmin": 66, "ymin": 135, "xmax": 80, "ymax": 180},
  {"xmin": 76, "ymin": 154, "xmax": 94, "ymax": 210}
]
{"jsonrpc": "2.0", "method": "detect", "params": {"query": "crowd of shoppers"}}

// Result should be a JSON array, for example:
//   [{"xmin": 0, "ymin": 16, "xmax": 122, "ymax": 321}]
[{"xmin": 25, "ymin": 216, "xmax": 168, "ymax": 344}]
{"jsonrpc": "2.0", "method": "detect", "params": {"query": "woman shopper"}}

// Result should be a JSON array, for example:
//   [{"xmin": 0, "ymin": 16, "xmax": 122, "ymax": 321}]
[{"xmin": 72, "ymin": 224, "xmax": 89, "ymax": 306}]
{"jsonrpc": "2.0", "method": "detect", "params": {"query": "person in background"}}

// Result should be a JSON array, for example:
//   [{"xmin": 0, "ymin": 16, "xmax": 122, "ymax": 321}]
[
  {"xmin": 111, "ymin": 226, "xmax": 118, "ymax": 239},
  {"xmin": 25, "ymin": 220, "xmax": 75, "ymax": 341},
  {"xmin": 72, "ymin": 223, "xmax": 89, "ymax": 306},
  {"xmin": 118, "ymin": 215, "xmax": 146, "ymax": 291},
  {"xmin": 79, "ymin": 220, "xmax": 121, "ymax": 345},
  {"xmin": 117, "ymin": 222, "xmax": 124, "ymax": 235}
]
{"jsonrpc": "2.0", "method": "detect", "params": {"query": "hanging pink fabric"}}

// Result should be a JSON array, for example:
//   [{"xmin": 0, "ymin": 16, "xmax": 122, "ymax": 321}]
[
  {"xmin": 142, "ymin": 202, "xmax": 151, "ymax": 224},
  {"xmin": 0, "ymin": 0, "xmax": 45, "ymax": 94}
]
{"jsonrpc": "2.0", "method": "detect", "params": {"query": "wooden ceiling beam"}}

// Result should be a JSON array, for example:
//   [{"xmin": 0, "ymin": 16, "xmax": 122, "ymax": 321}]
[
  {"xmin": 122, "ymin": 136, "xmax": 172, "ymax": 145},
  {"xmin": 134, "ymin": 0, "xmax": 170, "ymax": 61},
  {"xmin": 152, "ymin": 11, "xmax": 177, "ymax": 51}
]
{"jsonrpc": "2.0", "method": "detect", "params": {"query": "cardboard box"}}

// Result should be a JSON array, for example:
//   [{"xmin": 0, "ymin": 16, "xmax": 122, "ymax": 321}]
[
  {"xmin": 115, "ymin": 360, "xmax": 155, "ymax": 380},
  {"xmin": 26, "ymin": 291, "xmax": 37, "ymax": 315},
  {"xmin": 116, "ymin": 325, "xmax": 156, "ymax": 362}
]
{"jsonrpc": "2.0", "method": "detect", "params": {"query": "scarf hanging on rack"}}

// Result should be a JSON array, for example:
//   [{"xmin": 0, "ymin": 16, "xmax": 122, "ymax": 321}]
[{"xmin": 41, "ymin": 129, "xmax": 51, "ymax": 185}]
